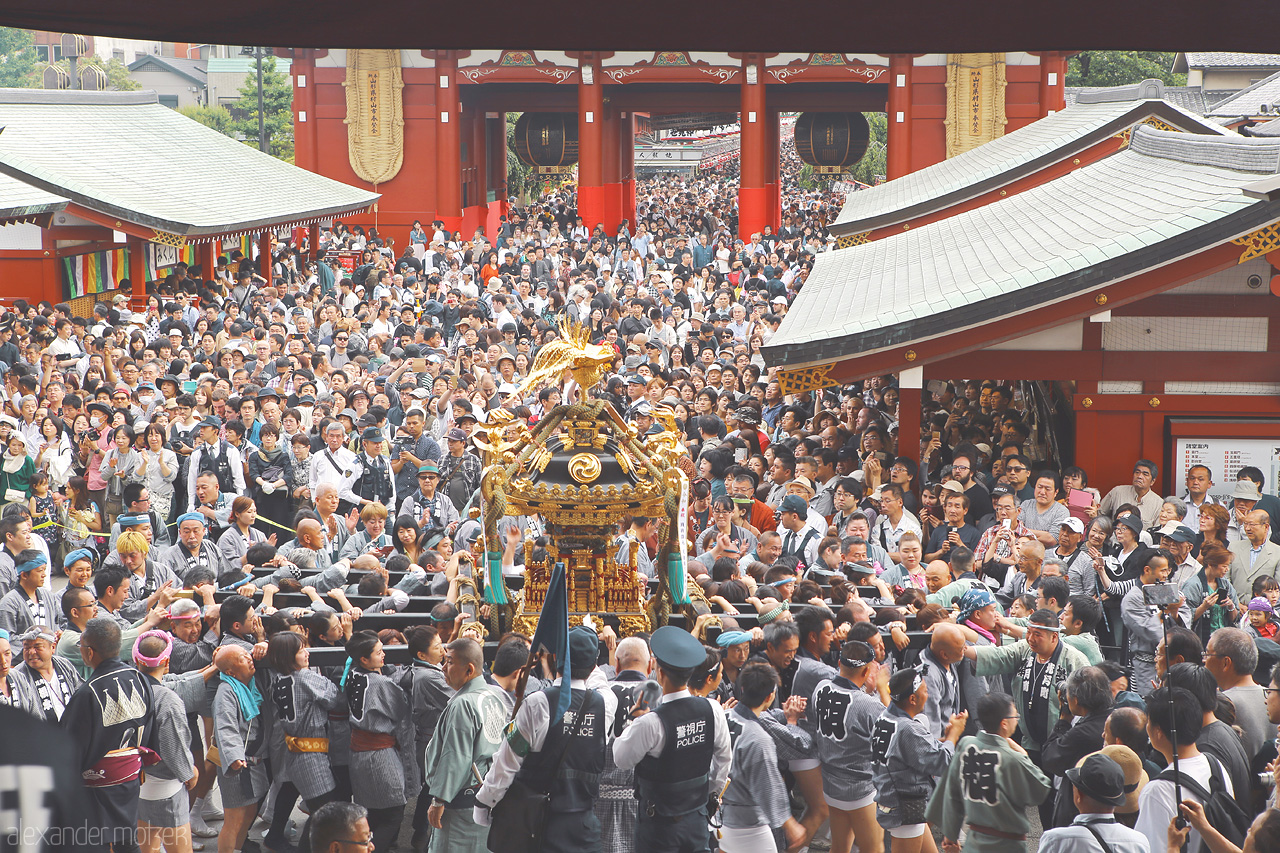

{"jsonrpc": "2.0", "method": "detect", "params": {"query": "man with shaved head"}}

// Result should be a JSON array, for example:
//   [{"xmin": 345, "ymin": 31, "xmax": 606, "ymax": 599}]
[
  {"xmin": 924, "ymin": 560, "xmax": 954, "ymax": 594},
  {"xmin": 921, "ymin": 622, "xmax": 967, "ymax": 737},
  {"xmin": 212, "ymin": 643, "xmax": 269, "ymax": 853}
]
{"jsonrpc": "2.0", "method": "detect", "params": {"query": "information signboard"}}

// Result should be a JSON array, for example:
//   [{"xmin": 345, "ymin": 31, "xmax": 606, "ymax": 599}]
[{"xmin": 1174, "ymin": 438, "xmax": 1280, "ymax": 501}]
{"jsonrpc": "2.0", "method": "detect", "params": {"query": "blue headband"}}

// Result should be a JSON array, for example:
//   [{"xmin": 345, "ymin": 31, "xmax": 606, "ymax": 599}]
[
  {"xmin": 177, "ymin": 512, "xmax": 205, "ymax": 527},
  {"xmin": 716, "ymin": 630, "xmax": 752, "ymax": 648},
  {"xmin": 63, "ymin": 547, "xmax": 95, "ymax": 568},
  {"xmin": 16, "ymin": 553, "xmax": 48, "ymax": 574}
]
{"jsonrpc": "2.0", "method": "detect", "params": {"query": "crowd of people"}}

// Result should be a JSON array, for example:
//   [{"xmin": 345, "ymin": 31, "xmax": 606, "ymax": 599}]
[{"xmin": 3, "ymin": 162, "xmax": 1280, "ymax": 853}]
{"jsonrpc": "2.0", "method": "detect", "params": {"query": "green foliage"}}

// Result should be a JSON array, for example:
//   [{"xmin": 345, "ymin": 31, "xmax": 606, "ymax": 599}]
[
  {"xmin": 0, "ymin": 27, "xmax": 39, "ymax": 88},
  {"xmin": 233, "ymin": 55, "xmax": 294, "ymax": 162},
  {"xmin": 178, "ymin": 104, "xmax": 236, "ymax": 137},
  {"xmin": 506, "ymin": 111, "xmax": 535, "ymax": 202},
  {"xmin": 1067, "ymin": 52, "xmax": 1186, "ymax": 88},
  {"xmin": 850, "ymin": 111, "xmax": 888, "ymax": 186}
]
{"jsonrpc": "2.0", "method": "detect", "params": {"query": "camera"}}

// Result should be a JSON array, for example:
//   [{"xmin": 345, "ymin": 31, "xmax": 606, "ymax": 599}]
[{"xmin": 1142, "ymin": 582, "xmax": 1182, "ymax": 607}]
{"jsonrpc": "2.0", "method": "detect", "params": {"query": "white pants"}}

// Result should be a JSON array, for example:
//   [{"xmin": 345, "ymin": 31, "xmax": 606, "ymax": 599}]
[{"xmin": 720, "ymin": 824, "xmax": 778, "ymax": 853}]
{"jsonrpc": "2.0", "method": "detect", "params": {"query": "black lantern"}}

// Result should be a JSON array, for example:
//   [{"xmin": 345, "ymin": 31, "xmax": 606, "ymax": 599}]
[
  {"xmin": 513, "ymin": 113, "xmax": 579, "ymax": 174},
  {"xmin": 794, "ymin": 112, "xmax": 871, "ymax": 174}
]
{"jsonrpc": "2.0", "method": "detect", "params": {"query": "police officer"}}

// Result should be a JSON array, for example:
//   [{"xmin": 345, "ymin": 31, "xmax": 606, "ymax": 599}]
[
  {"xmin": 613, "ymin": 625, "xmax": 731, "ymax": 853},
  {"xmin": 348, "ymin": 426, "xmax": 396, "ymax": 514},
  {"xmin": 474, "ymin": 626, "xmax": 617, "ymax": 852}
]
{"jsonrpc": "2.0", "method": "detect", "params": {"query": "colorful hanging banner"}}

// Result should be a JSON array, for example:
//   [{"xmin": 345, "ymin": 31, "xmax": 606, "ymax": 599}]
[{"xmin": 62, "ymin": 247, "xmax": 129, "ymax": 298}]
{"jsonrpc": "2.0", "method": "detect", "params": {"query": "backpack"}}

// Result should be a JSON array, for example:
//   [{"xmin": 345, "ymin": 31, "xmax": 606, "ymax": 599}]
[{"xmin": 1159, "ymin": 755, "xmax": 1249, "ymax": 849}]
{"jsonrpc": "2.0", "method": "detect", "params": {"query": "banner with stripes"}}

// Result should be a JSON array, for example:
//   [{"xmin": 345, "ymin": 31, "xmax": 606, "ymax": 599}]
[{"xmin": 61, "ymin": 248, "xmax": 129, "ymax": 298}]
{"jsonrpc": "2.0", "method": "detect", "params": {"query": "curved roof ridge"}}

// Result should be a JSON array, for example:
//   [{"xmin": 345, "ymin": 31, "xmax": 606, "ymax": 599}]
[
  {"xmin": 1130, "ymin": 124, "xmax": 1280, "ymax": 174},
  {"xmin": 1075, "ymin": 78, "xmax": 1165, "ymax": 104}
]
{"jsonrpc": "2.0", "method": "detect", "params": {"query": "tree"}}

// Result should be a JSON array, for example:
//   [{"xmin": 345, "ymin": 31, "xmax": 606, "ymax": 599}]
[
  {"xmin": 0, "ymin": 27, "xmax": 39, "ymax": 88},
  {"xmin": 1067, "ymin": 52, "xmax": 1186, "ymax": 89},
  {"xmin": 505, "ymin": 111, "xmax": 535, "ymax": 202},
  {"xmin": 178, "ymin": 104, "xmax": 236, "ymax": 137},
  {"xmin": 232, "ymin": 54, "xmax": 294, "ymax": 162},
  {"xmin": 850, "ymin": 111, "xmax": 888, "ymax": 186}
]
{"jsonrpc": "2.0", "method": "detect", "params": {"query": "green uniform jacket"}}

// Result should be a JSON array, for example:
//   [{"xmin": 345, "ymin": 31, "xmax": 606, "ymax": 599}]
[
  {"xmin": 927, "ymin": 730, "xmax": 1051, "ymax": 852},
  {"xmin": 972, "ymin": 639, "xmax": 1090, "ymax": 749}
]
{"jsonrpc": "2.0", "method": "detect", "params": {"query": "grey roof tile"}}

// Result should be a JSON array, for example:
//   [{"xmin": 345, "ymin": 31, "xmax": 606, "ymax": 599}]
[
  {"xmin": 1176, "ymin": 52, "xmax": 1280, "ymax": 70},
  {"xmin": 0, "ymin": 171, "xmax": 66, "ymax": 219},
  {"xmin": 765, "ymin": 125, "xmax": 1276, "ymax": 366},
  {"xmin": 1066, "ymin": 85, "xmax": 1208, "ymax": 114},
  {"xmin": 0, "ymin": 89, "xmax": 378, "ymax": 238},
  {"xmin": 1207, "ymin": 70, "xmax": 1280, "ymax": 117},
  {"xmin": 127, "ymin": 55, "xmax": 208, "ymax": 85},
  {"xmin": 831, "ymin": 94, "xmax": 1229, "ymax": 235}
]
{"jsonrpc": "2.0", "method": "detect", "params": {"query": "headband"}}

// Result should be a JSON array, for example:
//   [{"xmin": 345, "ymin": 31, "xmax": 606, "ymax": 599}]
[
  {"xmin": 759, "ymin": 602, "xmax": 790, "ymax": 624},
  {"xmin": 177, "ymin": 512, "xmax": 205, "ymax": 527},
  {"xmin": 117, "ymin": 513, "xmax": 149, "ymax": 528},
  {"xmin": 16, "ymin": 553, "xmax": 48, "ymax": 574},
  {"xmin": 132, "ymin": 629, "xmax": 174, "ymax": 668},
  {"xmin": 891, "ymin": 665, "xmax": 928, "ymax": 703},
  {"xmin": 16, "ymin": 626, "xmax": 56, "ymax": 644},
  {"xmin": 716, "ymin": 630, "xmax": 752, "ymax": 648},
  {"xmin": 63, "ymin": 548, "xmax": 95, "ymax": 568}
]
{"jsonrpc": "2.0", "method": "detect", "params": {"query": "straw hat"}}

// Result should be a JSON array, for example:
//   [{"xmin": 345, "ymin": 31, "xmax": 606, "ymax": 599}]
[{"xmin": 1073, "ymin": 745, "xmax": 1147, "ymax": 814}]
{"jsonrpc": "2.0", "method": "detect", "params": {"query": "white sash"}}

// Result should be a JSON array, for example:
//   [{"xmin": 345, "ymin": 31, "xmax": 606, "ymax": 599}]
[{"xmin": 139, "ymin": 775, "xmax": 183, "ymax": 801}]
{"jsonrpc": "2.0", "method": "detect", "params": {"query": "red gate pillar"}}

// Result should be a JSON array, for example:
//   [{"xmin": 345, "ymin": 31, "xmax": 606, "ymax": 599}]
[
  {"xmin": 620, "ymin": 111, "xmax": 636, "ymax": 228},
  {"xmin": 577, "ymin": 55, "xmax": 606, "ymax": 233},
  {"xmin": 462, "ymin": 106, "xmax": 488, "ymax": 238},
  {"xmin": 1038, "ymin": 52, "xmax": 1067, "ymax": 116},
  {"xmin": 436, "ymin": 54, "xmax": 463, "ymax": 234},
  {"xmin": 738, "ymin": 55, "xmax": 768, "ymax": 242},
  {"xmin": 765, "ymin": 109, "xmax": 780, "ymax": 234},
  {"xmin": 602, "ymin": 106, "xmax": 623, "ymax": 234},
  {"xmin": 886, "ymin": 54, "xmax": 914, "ymax": 180},
  {"xmin": 487, "ymin": 113, "xmax": 509, "ymax": 238}
]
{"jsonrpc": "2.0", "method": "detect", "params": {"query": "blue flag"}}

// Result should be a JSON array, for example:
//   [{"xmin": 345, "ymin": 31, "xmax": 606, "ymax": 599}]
[{"xmin": 529, "ymin": 561, "xmax": 571, "ymax": 727}]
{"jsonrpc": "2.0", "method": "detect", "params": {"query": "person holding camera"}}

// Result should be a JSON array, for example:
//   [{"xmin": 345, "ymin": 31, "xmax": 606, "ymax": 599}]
[{"xmin": 1121, "ymin": 550, "xmax": 1190, "ymax": 697}]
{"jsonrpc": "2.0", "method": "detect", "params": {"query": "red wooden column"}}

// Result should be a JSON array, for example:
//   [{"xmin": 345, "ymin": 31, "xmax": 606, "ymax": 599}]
[
  {"xmin": 260, "ymin": 232, "xmax": 273, "ymax": 281},
  {"xmin": 462, "ymin": 105, "xmax": 488, "ymax": 238},
  {"xmin": 487, "ymin": 112, "xmax": 509, "ymax": 238},
  {"xmin": 620, "ymin": 111, "xmax": 636, "ymax": 228},
  {"xmin": 309, "ymin": 224, "xmax": 320, "ymax": 261},
  {"xmin": 200, "ymin": 242, "xmax": 217, "ymax": 280},
  {"xmin": 766, "ymin": 109, "xmax": 780, "ymax": 234},
  {"xmin": 435, "ymin": 53, "xmax": 463, "ymax": 234},
  {"xmin": 577, "ymin": 55, "xmax": 606, "ymax": 233},
  {"xmin": 886, "ymin": 54, "xmax": 914, "ymax": 180},
  {"xmin": 1038, "ymin": 52, "xmax": 1067, "ymax": 116},
  {"xmin": 127, "ymin": 236, "xmax": 147, "ymax": 311},
  {"xmin": 738, "ymin": 55, "xmax": 768, "ymax": 241},
  {"xmin": 897, "ymin": 366, "xmax": 923, "ymax": 468},
  {"xmin": 292, "ymin": 49, "xmax": 320, "ymax": 174},
  {"xmin": 602, "ymin": 106, "xmax": 623, "ymax": 233}
]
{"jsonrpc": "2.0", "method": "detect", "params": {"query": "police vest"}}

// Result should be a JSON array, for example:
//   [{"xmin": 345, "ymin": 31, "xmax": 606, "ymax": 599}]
[
  {"xmin": 353, "ymin": 455, "xmax": 393, "ymax": 504},
  {"xmin": 516, "ymin": 686, "xmax": 605, "ymax": 813},
  {"xmin": 197, "ymin": 441, "xmax": 235, "ymax": 493},
  {"xmin": 634, "ymin": 695, "xmax": 715, "ymax": 816}
]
